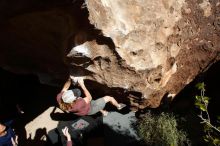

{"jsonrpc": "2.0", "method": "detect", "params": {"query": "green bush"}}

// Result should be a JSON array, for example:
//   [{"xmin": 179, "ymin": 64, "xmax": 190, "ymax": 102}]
[
  {"xmin": 137, "ymin": 112, "xmax": 189, "ymax": 146},
  {"xmin": 195, "ymin": 82, "xmax": 220, "ymax": 146}
]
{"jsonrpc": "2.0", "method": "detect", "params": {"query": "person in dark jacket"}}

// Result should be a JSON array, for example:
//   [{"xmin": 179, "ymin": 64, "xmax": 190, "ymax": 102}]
[{"xmin": 0, "ymin": 121, "xmax": 18, "ymax": 146}]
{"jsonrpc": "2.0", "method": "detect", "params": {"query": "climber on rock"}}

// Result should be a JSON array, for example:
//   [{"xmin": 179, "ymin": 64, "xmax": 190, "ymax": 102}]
[{"xmin": 56, "ymin": 76, "xmax": 126, "ymax": 116}]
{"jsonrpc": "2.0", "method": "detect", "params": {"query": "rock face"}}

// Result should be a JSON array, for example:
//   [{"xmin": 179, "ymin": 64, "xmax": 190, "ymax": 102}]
[
  {"xmin": 0, "ymin": 0, "xmax": 219, "ymax": 109},
  {"xmin": 82, "ymin": 0, "xmax": 220, "ymax": 108}
]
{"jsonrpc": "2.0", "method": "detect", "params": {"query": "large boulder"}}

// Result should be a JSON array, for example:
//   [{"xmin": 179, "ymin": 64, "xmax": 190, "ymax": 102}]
[
  {"xmin": 80, "ymin": 0, "xmax": 220, "ymax": 108},
  {"xmin": 0, "ymin": 0, "xmax": 219, "ymax": 109}
]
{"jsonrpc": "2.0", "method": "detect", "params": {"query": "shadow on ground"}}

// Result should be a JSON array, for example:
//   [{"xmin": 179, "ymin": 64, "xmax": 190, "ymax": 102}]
[{"xmin": 0, "ymin": 67, "xmax": 142, "ymax": 146}]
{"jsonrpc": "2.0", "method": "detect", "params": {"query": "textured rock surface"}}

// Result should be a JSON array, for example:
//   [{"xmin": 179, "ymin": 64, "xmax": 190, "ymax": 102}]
[
  {"xmin": 0, "ymin": 0, "xmax": 219, "ymax": 109},
  {"xmin": 82, "ymin": 0, "xmax": 220, "ymax": 108}
]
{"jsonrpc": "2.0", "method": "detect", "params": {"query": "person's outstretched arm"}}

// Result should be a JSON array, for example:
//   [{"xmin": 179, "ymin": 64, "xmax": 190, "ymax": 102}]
[
  {"xmin": 62, "ymin": 127, "xmax": 73, "ymax": 146},
  {"xmin": 78, "ymin": 78, "xmax": 92, "ymax": 104},
  {"xmin": 61, "ymin": 77, "xmax": 72, "ymax": 92}
]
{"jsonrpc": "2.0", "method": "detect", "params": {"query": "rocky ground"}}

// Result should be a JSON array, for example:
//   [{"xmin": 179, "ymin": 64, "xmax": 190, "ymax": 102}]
[{"xmin": 23, "ymin": 107, "xmax": 139, "ymax": 146}]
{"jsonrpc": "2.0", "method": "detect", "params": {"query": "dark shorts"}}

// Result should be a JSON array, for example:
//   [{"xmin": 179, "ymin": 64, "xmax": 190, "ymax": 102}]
[{"xmin": 88, "ymin": 98, "xmax": 106, "ymax": 115}]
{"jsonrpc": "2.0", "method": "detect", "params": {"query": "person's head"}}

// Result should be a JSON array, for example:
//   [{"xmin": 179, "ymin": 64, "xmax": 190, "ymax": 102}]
[
  {"xmin": 62, "ymin": 90, "xmax": 77, "ymax": 104},
  {"xmin": 0, "ymin": 123, "xmax": 6, "ymax": 136},
  {"xmin": 59, "ymin": 90, "xmax": 78, "ymax": 111}
]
